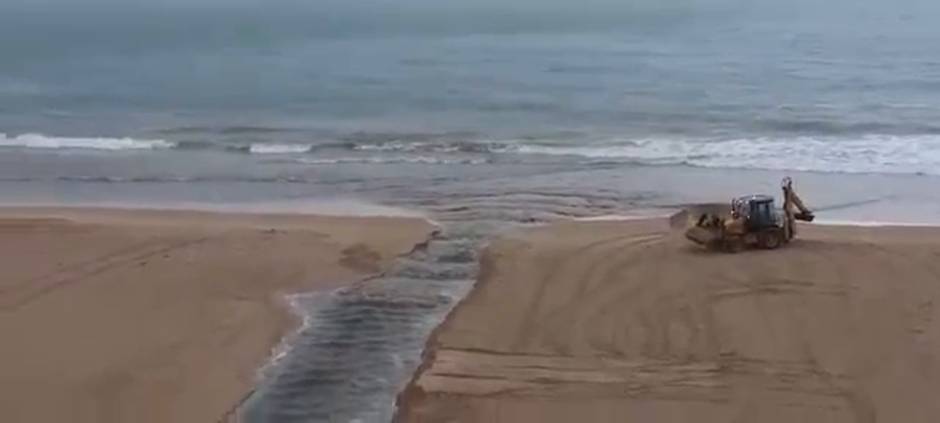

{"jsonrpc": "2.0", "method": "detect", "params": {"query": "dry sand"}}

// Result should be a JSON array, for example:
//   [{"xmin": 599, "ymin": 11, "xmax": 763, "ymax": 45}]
[
  {"xmin": 0, "ymin": 207, "xmax": 433, "ymax": 423},
  {"xmin": 397, "ymin": 218, "xmax": 940, "ymax": 422}
]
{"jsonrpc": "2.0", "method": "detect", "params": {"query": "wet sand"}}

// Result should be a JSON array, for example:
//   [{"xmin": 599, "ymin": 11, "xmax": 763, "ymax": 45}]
[
  {"xmin": 0, "ymin": 207, "xmax": 433, "ymax": 423},
  {"xmin": 397, "ymin": 218, "xmax": 940, "ymax": 422}
]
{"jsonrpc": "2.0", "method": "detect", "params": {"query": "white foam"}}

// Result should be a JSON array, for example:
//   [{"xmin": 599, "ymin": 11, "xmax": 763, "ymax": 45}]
[
  {"xmin": 256, "ymin": 290, "xmax": 331, "ymax": 382},
  {"xmin": 248, "ymin": 143, "xmax": 311, "ymax": 154},
  {"xmin": 211, "ymin": 199, "xmax": 430, "ymax": 218},
  {"xmin": 515, "ymin": 135, "xmax": 940, "ymax": 176},
  {"xmin": 811, "ymin": 220, "xmax": 940, "ymax": 227},
  {"xmin": 0, "ymin": 199, "xmax": 430, "ymax": 220},
  {"xmin": 296, "ymin": 156, "xmax": 487, "ymax": 165},
  {"xmin": 573, "ymin": 212, "xmax": 674, "ymax": 221},
  {"xmin": 0, "ymin": 133, "xmax": 174, "ymax": 150},
  {"xmin": 354, "ymin": 141, "xmax": 430, "ymax": 152}
]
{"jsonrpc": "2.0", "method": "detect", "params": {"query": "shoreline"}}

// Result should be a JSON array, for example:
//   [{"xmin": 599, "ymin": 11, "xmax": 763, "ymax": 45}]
[
  {"xmin": 0, "ymin": 206, "xmax": 434, "ymax": 423},
  {"xmin": 395, "ymin": 216, "xmax": 940, "ymax": 422},
  {"xmin": 0, "ymin": 200, "xmax": 429, "ymax": 219}
]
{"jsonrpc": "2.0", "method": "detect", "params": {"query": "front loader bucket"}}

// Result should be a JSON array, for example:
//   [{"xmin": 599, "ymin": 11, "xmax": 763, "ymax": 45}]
[{"xmin": 685, "ymin": 225, "xmax": 722, "ymax": 246}]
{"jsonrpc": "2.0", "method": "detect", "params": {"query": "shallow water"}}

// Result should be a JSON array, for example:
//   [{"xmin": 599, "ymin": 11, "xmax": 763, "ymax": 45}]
[{"xmin": 240, "ymin": 230, "xmax": 481, "ymax": 422}]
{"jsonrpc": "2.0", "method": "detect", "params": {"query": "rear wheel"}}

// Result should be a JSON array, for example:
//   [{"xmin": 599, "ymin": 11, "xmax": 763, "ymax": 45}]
[{"xmin": 758, "ymin": 230, "xmax": 783, "ymax": 249}]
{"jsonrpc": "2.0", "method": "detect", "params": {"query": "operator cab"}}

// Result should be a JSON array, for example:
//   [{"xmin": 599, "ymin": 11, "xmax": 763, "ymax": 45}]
[{"xmin": 733, "ymin": 195, "xmax": 778, "ymax": 230}]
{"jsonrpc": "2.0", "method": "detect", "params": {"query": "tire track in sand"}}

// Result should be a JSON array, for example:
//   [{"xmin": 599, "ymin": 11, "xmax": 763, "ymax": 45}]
[
  {"xmin": 1, "ymin": 236, "xmax": 212, "ymax": 311},
  {"xmin": 510, "ymin": 233, "xmax": 665, "ymax": 352}
]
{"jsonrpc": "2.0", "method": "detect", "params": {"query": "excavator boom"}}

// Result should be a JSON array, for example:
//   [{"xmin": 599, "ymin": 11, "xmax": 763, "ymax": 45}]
[{"xmin": 782, "ymin": 177, "xmax": 815, "ymax": 222}]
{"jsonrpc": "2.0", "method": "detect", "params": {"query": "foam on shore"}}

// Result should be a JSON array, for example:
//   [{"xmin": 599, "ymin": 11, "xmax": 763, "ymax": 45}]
[{"xmin": 0, "ymin": 198, "xmax": 429, "ymax": 220}]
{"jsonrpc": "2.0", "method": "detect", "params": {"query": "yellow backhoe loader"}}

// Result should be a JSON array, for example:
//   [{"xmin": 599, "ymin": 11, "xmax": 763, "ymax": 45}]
[{"xmin": 685, "ymin": 177, "xmax": 814, "ymax": 252}]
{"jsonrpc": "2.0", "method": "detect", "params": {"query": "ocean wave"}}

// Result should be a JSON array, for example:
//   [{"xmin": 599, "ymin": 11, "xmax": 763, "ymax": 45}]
[
  {"xmin": 352, "ymin": 140, "xmax": 512, "ymax": 154},
  {"xmin": 295, "ymin": 156, "xmax": 489, "ymax": 165},
  {"xmin": 173, "ymin": 140, "xmax": 218, "ymax": 150},
  {"xmin": 0, "ymin": 133, "xmax": 174, "ymax": 150},
  {"xmin": 53, "ymin": 175, "xmax": 321, "ymax": 184},
  {"xmin": 56, "ymin": 176, "xmax": 197, "ymax": 183},
  {"xmin": 513, "ymin": 135, "xmax": 940, "ymax": 175},
  {"xmin": 6, "ymin": 130, "xmax": 940, "ymax": 176},
  {"xmin": 248, "ymin": 143, "xmax": 312, "ymax": 154},
  {"xmin": 753, "ymin": 119, "xmax": 940, "ymax": 135},
  {"xmin": 155, "ymin": 125, "xmax": 299, "ymax": 135}
]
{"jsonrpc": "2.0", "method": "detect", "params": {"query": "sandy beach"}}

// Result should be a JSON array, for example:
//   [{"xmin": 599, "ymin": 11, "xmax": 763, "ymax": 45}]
[
  {"xmin": 397, "ymin": 218, "xmax": 940, "ymax": 422},
  {"xmin": 0, "ymin": 207, "xmax": 433, "ymax": 423}
]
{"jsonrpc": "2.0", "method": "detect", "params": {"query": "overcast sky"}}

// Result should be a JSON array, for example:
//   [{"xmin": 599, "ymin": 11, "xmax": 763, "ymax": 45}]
[
  {"xmin": 4, "ymin": 0, "xmax": 932, "ymax": 15},
  {"xmin": 0, "ymin": 0, "xmax": 735, "ymax": 14}
]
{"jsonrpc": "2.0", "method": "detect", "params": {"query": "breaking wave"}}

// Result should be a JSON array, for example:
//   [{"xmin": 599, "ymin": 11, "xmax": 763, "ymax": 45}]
[
  {"xmin": 248, "ymin": 143, "xmax": 312, "ymax": 154},
  {"xmin": 350, "ymin": 140, "xmax": 512, "ymax": 154},
  {"xmin": 6, "ymin": 131, "xmax": 940, "ymax": 175},
  {"xmin": 52, "ymin": 175, "xmax": 317, "ymax": 184},
  {"xmin": 154, "ymin": 125, "xmax": 305, "ymax": 135},
  {"xmin": 0, "ymin": 133, "xmax": 174, "ymax": 150},
  {"xmin": 513, "ymin": 135, "xmax": 940, "ymax": 175},
  {"xmin": 295, "ymin": 156, "xmax": 489, "ymax": 165},
  {"xmin": 336, "ymin": 134, "xmax": 940, "ymax": 175}
]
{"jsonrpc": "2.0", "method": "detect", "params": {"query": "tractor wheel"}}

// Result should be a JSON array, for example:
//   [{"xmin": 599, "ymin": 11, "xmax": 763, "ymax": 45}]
[{"xmin": 758, "ymin": 230, "xmax": 783, "ymax": 250}]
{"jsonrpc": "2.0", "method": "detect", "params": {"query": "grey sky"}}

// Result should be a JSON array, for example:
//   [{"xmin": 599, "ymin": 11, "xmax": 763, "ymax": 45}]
[{"xmin": 1, "ymin": 0, "xmax": 723, "ymax": 14}]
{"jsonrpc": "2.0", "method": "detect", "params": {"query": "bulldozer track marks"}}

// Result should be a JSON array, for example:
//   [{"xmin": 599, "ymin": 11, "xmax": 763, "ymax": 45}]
[
  {"xmin": 421, "ymin": 224, "xmax": 940, "ymax": 419},
  {"xmin": 711, "ymin": 277, "xmax": 855, "ymax": 300},
  {"xmin": 0, "ymin": 236, "xmax": 212, "ymax": 311},
  {"xmin": 510, "ymin": 233, "xmax": 665, "ymax": 352},
  {"xmin": 420, "ymin": 347, "xmax": 859, "ymax": 411},
  {"xmin": 2, "ymin": 239, "xmax": 161, "ymax": 293}
]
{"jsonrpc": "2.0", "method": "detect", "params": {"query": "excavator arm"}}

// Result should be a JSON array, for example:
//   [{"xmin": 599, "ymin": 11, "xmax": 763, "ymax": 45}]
[
  {"xmin": 780, "ymin": 177, "xmax": 814, "ymax": 241},
  {"xmin": 782, "ymin": 177, "xmax": 814, "ymax": 222}
]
